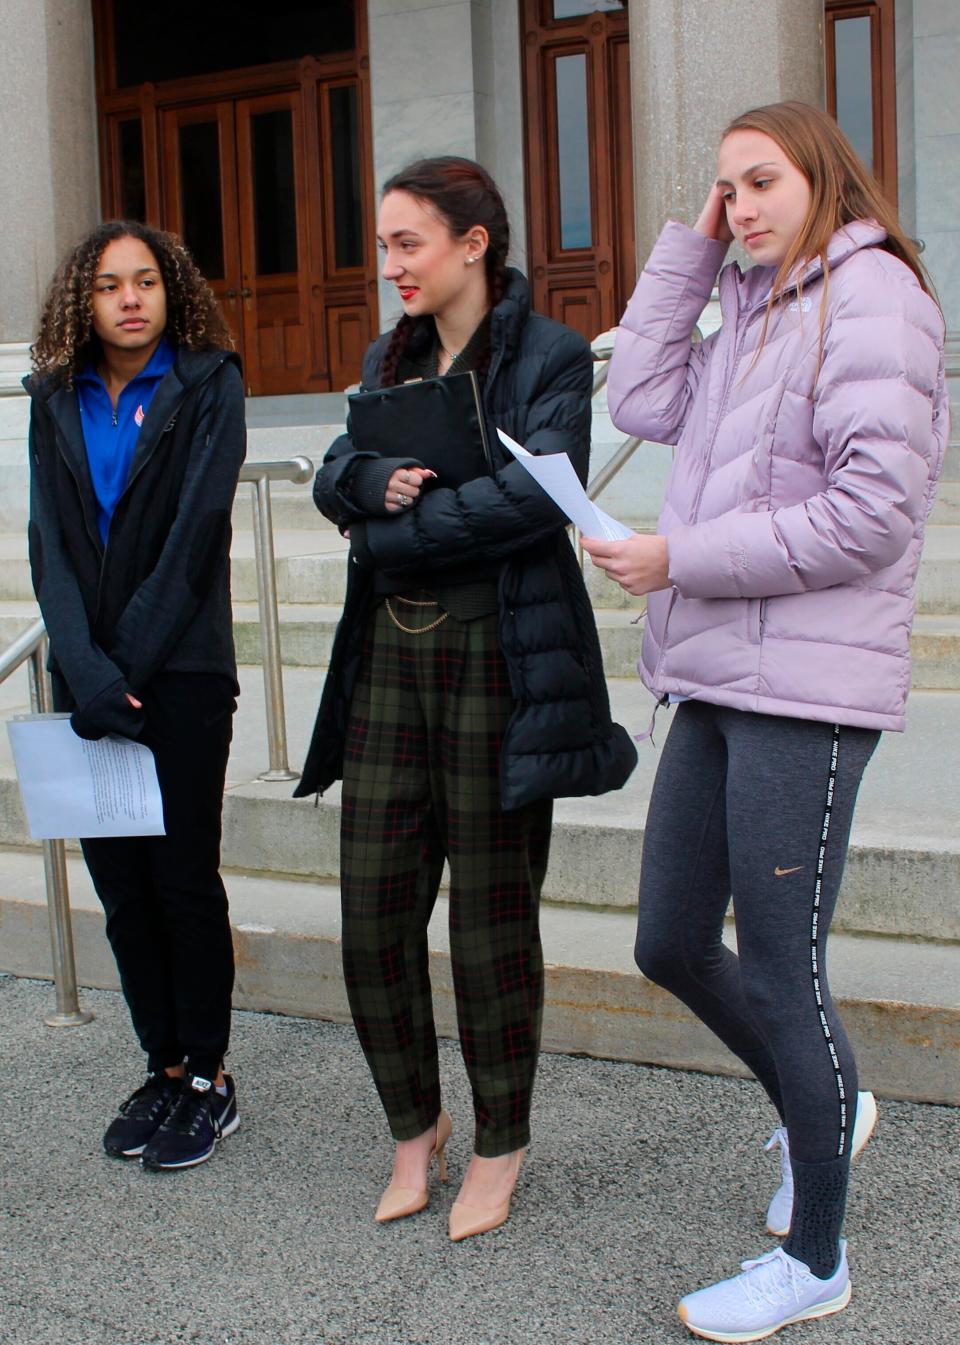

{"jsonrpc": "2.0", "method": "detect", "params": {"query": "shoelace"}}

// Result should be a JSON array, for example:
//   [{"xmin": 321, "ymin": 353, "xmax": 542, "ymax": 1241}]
[
  {"xmin": 738, "ymin": 1249, "xmax": 805, "ymax": 1311},
  {"xmin": 160, "ymin": 1089, "xmax": 221, "ymax": 1139},
  {"xmin": 119, "ymin": 1077, "xmax": 176, "ymax": 1118}
]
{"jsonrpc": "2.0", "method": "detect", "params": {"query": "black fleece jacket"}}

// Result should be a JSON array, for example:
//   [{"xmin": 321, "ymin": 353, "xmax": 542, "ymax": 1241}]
[
  {"xmin": 24, "ymin": 348, "xmax": 245, "ymax": 740},
  {"xmin": 295, "ymin": 269, "xmax": 637, "ymax": 809}
]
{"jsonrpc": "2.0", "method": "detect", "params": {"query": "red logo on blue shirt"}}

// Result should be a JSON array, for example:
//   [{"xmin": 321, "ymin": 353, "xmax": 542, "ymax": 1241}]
[{"xmin": 134, "ymin": 404, "xmax": 145, "ymax": 427}]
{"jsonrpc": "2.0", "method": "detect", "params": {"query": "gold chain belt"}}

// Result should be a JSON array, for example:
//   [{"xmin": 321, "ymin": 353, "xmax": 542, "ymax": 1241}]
[{"xmin": 384, "ymin": 594, "xmax": 450, "ymax": 635}]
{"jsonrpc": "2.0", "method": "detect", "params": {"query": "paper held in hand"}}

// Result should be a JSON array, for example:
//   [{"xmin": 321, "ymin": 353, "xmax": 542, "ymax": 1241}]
[
  {"xmin": 496, "ymin": 429, "xmax": 634, "ymax": 541},
  {"xmin": 7, "ymin": 714, "xmax": 165, "ymax": 840}
]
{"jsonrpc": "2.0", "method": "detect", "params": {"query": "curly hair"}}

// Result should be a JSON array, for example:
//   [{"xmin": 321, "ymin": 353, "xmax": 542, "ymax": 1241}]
[
  {"xmin": 31, "ymin": 220, "xmax": 235, "ymax": 384},
  {"xmin": 378, "ymin": 157, "xmax": 510, "ymax": 388}
]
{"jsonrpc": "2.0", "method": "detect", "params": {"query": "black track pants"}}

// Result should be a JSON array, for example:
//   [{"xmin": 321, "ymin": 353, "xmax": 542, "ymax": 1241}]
[{"xmin": 76, "ymin": 672, "xmax": 237, "ymax": 1082}]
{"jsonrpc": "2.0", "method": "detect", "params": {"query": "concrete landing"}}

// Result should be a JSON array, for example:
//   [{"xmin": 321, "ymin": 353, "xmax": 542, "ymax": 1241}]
[{"xmin": 3, "ymin": 974, "xmax": 957, "ymax": 1345}]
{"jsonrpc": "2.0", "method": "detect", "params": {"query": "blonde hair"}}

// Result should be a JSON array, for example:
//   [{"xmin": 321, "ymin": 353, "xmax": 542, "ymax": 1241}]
[{"xmin": 722, "ymin": 101, "xmax": 939, "ymax": 366}]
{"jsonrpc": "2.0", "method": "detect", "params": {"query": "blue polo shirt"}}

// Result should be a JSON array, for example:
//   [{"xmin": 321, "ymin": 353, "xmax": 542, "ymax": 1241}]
[{"xmin": 76, "ymin": 339, "xmax": 176, "ymax": 543}]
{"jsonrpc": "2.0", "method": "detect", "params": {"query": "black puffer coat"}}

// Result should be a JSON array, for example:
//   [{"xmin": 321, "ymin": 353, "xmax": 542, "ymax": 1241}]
[{"xmin": 295, "ymin": 270, "xmax": 637, "ymax": 809}]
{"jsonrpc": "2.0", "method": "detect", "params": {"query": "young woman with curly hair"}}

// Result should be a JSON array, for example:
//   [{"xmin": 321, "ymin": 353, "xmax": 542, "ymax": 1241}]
[
  {"xmin": 297, "ymin": 157, "xmax": 636, "ymax": 1239},
  {"xmin": 26, "ymin": 221, "xmax": 245, "ymax": 1171}
]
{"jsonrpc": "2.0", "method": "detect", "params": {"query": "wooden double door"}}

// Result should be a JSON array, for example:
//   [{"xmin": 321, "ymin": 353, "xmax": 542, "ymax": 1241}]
[
  {"xmin": 101, "ymin": 79, "xmax": 375, "ymax": 395},
  {"xmin": 159, "ymin": 83, "xmax": 373, "ymax": 394},
  {"xmin": 162, "ymin": 92, "xmax": 310, "ymax": 394}
]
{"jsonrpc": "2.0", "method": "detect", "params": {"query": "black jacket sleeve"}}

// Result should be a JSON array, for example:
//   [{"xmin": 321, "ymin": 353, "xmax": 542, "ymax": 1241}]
[
  {"xmin": 349, "ymin": 327, "xmax": 593, "ymax": 573},
  {"xmin": 28, "ymin": 401, "xmax": 144, "ymax": 740},
  {"xmin": 108, "ymin": 361, "xmax": 246, "ymax": 689},
  {"xmin": 313, "ymin": 337, "xmax": 424, "ymax": 528}
]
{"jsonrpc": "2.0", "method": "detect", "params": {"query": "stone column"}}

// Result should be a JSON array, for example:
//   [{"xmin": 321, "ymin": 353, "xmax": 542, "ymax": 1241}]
[
  {"xmin": 367, "ymin": 0, "xmax": 526, "ymax": 330},
  {"xmin": 626, "ymin": 0, "xmax": 825, "ymax": 266},
  {"xmin": 0, "ymin": 0, "xmax": 100, "ymax": 346},
  {"xmin": 897, "ymin": 0, "xmax": 960, "ymax": 336},
  {"xmin": 0, "ymin": 0, "xmax": 99, "ymax": 530}
]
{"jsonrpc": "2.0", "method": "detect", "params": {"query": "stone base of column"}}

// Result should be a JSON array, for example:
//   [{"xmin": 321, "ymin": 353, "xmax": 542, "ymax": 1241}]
[{"xmin": 0, "ymin": 343, "xmax": 33, "ymax": 533}]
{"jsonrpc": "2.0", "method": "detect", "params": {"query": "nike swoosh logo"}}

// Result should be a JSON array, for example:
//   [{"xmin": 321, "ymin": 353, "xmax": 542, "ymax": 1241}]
[{"xmin": 774, "ymin": 865, "xmax": 804, "ymax": 877}]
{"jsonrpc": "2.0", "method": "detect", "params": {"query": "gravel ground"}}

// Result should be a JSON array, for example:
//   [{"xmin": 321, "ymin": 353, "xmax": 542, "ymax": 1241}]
[{"xmin": 1, "ymin": 974, "xmax": 956, "ymax": 1345}]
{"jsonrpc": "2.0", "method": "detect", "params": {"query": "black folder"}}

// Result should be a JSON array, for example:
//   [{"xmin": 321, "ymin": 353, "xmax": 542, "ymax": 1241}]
[{"xmin": 347, "ymin": 370, "xmax": 493, "ymax": 490}]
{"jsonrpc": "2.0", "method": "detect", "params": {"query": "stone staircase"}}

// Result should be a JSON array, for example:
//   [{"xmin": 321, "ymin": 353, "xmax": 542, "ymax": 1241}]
[{"xmin": 0, "ymin": 372, "xmax": 957, "ymax": 1105}]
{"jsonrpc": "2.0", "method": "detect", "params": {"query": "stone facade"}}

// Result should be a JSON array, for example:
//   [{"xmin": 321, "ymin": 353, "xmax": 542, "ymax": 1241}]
[{"xmin": 0, "ymin": 0, "xmax": 955, "ymax": 353}]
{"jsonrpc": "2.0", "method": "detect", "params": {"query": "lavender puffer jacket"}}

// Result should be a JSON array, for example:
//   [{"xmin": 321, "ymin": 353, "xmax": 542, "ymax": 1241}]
[{"xmin": 607, "ymin": 220, "xmax": 949, "ymax": 732}]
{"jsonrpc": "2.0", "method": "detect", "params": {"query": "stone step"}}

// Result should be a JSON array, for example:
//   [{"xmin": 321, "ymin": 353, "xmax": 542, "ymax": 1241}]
[
  {"xmin": 3, "ymin": 528, "xmax": 959, "ymax": 616},
  {"xmin": 0, "ymin": 666, "xmax": 956, "ymax": 945},
  {"xmin": 2, "ymin": 599, "xmax": 958, "ymax": 694},
  {"xmin": 1, "ymin": 850, "xmax": 955, "ymax": 1105},
  {"xmin": 227, "ymin": 602, "xmax": 960, "ymax": 691}
]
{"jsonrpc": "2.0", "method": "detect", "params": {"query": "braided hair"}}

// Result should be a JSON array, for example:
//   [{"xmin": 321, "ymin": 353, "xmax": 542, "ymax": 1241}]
[{"xmin": 378, "ymin": 157, "xmax": 510, "ymax": 387}]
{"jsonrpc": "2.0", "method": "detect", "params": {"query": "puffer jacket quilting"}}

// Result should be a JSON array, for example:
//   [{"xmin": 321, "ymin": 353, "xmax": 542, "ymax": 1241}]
[{"xmin": 607, "ymin": 220, "xmax": 949, "ymax": 732}]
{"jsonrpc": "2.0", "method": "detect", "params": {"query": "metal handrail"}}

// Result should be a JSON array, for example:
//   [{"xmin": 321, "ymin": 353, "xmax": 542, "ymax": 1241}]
[
  {"xmin": 0, "ymin": 619, "xmax": 92, "ymax": 1027},
  {"xmin": 0, "ymin": 457, "xmax": 314, "ymax": 1023},
  {"xmin": 587, "ymin": 355, "xmax": 643, "ymax": 506},
  {"xmin": 237, "ymin": 455, "xmax": 314, "ymax": 780}
]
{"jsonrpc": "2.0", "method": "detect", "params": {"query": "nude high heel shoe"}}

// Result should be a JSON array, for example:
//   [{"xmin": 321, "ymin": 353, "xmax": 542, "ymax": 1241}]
[
  {"xmin": 448, "ymin": 1148, "xmax": 525, "ymax": 1242},
  {"xmin": 374, "ymin": 1109, "xmax": 452, "ymax": 1224}
]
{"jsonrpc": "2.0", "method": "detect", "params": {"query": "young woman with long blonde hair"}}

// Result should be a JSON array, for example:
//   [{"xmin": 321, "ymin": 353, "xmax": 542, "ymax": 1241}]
[{"xmin": 585, "ymin": 101, "xmax": 947, "ymax": 1340}]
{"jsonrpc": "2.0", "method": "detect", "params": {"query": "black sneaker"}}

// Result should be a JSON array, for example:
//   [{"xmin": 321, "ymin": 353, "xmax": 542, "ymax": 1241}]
[
  {"xmin": 103, "ymin": 1073, "xmax": 183, "ymax": 1159},
  {"xmin": 141, "ymin": 1073, "xmax": 239, "ymax": 1171}
]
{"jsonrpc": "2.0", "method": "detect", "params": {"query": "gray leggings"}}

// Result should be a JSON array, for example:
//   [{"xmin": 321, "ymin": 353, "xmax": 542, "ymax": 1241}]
[{"xmin": 637, "ymin": 700, "xmax": 879, "ymax": 1169}]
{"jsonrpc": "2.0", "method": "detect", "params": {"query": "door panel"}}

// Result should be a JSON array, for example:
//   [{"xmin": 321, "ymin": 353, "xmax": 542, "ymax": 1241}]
[
  {"xmin": 236, "ymin": 92, "xmax": 311, "ymax": 393},
  {"xmin": 161, "ymin": 103, "xmax": 245, "ymax": 353},
  {"xmin": 523, "ymin": 0, "xmax": 634, "ymax": 339}
]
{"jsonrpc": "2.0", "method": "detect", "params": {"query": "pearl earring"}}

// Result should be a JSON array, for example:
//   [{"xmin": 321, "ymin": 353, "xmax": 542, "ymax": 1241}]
[{"xmin": 465, "ymin": 256, "xmax": 478, "ymax": 266}]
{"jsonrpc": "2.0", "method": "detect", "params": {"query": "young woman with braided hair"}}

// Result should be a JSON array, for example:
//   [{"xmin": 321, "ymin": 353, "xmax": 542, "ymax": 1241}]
[{"xmin": 297, "ymin": 156, "xmax": 636, "ymax": 1239}]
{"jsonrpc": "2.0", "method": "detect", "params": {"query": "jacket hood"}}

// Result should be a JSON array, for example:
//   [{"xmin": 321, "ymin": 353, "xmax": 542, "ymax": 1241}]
[{"xmin": 23, "ymin": 346, "xmax": 241, "ymax": 402}]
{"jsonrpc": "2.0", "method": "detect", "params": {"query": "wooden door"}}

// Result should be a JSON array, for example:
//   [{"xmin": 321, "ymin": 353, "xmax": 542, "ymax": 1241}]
[
  {"xmin": 235, "ymin": 92, "xmax": 311, "ymax": 393},
  {"xmin": 161, "ymin": 95, "xmax": 310, "ymax": 392},
  {"xmin": 522, "ymin": 0, "xmax": 635, "ymax": 342},
  {"xmin": 161, "ymin": 102, "xmax": 245, "ymax": 350}
]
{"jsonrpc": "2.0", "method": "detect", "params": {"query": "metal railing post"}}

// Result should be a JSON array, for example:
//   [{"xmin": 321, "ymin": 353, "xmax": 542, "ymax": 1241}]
[
  {"xmin": 239, "ymin": 455, "xmax": 314, "ymax": 782},
  {"xmin": 27, "ymin": 636, "xmax": 93, "ymax": 1027},
  {"xmin": 249, "ymin": 473, "xmax": 297, "ymax": 781}
]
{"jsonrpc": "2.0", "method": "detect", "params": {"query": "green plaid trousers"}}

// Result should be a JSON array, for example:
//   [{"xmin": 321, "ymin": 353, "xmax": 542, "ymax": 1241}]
[{"xmin": 340, "ymin": 599, "xmax": 552, "ymax": 1157}]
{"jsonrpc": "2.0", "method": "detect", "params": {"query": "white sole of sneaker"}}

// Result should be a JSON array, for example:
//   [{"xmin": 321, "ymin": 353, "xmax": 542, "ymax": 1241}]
[
  {"xmin": 766, "ymin": 1093, "xmax": 877, "ymax": 1236},
  {"xmin": 678, "ymin": 1281, "xmax": 852, "ymax": 1342}
]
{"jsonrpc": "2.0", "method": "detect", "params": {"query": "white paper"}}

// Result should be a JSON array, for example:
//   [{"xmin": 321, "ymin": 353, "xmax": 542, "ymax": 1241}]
[
  {"xmin": 497, "ymin": 428, "xmax": 634, "ymax": 541},
  {"xmin": 7, "ymin": 715, "xmax": 166, "ymax": 840}
]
